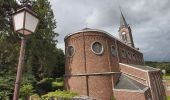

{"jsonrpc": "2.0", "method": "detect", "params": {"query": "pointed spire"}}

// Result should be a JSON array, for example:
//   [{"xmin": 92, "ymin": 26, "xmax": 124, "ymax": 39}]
[{"xmin": 119, "ymin": 7, "xmax": 128, "ymax": 27}]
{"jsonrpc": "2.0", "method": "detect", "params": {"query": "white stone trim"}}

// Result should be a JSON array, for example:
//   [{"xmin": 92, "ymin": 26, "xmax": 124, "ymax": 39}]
[
  {"xmin": 122, "ymin": 72, "xmax": 147, "ymax": 85},
  {"xmin": 64, "ymin": 72, "xmax": 121, "ymax": 76},
  {"xmin": 119, "ymin": 63, "xmax": 160, "ymax": 72},
  {"xmin": 143, "ymin": 87, "xmax": 150, "ymax": 92},
  {"xmin": 113, "ymin": 87, "xmax": 149, "ymax": 93},
  {"xmin": 91, "ymin": 41, "xmax": 104, "ymax": 55},
  {"xmin": 113, "ymin": 88, "xmax": 144, "ymax": 93},
  {"xmin": 147, "ymin": 72, "xmax": 154, "ymax": 100},
  {"xmin": 119, "ymin": 63, "xmax": 148, "ymax": 72},
  {"xmin": 113, "ymin": 73, "xmax": 150, "ymax": 93},
  {"xmin": 124, "ymin": 74, "xmax": 143, "ymax": 90}
]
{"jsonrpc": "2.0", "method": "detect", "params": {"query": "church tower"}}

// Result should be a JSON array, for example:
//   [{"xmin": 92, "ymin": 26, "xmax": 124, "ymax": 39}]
[{"xmin": 118, "ymin": 11, "xmax": 135, "ymax": 48}]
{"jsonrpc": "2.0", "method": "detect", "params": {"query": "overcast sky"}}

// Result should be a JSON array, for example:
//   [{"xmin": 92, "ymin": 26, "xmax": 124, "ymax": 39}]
[{"xmin": 49, "ymin": 0, "xmax": 170, "ymax": 62}]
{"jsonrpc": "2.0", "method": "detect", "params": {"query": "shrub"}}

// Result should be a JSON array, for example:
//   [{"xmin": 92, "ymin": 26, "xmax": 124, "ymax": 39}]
[
  {"xmin": 0, "ymin": 91, "xmax": 10, "ymax": 100},
  {"xmin": 20, "ymin": 84, "xmax": 34, "ymax": 100},
  {"xmin": 42, "ymin": 90, "xmax": 79, "ymax": 99},
  {"xmin": 29, "ymin": 94, "xmax": 42, "ymax": 100}
]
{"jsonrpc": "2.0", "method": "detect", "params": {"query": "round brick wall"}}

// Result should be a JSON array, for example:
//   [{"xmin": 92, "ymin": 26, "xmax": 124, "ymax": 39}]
[
  {"xmin": 64, "ymin": 29, "xmax": 120, "ymax": 100},
  {"xmin": 64, "ymin": 26, "xmax": 146, "ymax": 100}
]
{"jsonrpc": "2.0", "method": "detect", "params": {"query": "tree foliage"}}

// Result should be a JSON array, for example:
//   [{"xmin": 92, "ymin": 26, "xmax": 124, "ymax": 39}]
[
  {"xmin": 25, "ymin": 0, "xmax": 60, "ymax": 80},
  {"xmin": 0, "ymin": 0, "xmax": 19, "ymax": 99},
  {"xmin": 145, "ymin": 61, "xmax": 170, "ymax": 74},
  {"xmin": 0, "ymin": 0, "xmax": 65, "ymax": 99}
]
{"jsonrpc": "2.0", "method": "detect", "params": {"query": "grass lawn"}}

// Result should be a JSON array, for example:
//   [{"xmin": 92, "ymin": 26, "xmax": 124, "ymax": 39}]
[
  {"xmin": 52, "ymin": 81, "xmax": 64, "ymax": 87},
  {"xmin": 163, "ymin": 75, "xmax": 170, "ymax": 79},
  {"xmin": 52, "ymin": 77, "xmax": 64, "ymax": 87},
  {"xmin": 166, "ymin": 96, "xmax": 170, "ymax": 100}
]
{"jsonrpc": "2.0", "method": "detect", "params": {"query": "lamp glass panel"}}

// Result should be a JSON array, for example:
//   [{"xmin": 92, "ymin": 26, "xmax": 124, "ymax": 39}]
[
  {"xmin": 25, "ymin": 12, "xmax": 39, "ymax": 33},
  {"xmin": 13, "ymin": 12, "xmax": 24, "ymax": 31}
]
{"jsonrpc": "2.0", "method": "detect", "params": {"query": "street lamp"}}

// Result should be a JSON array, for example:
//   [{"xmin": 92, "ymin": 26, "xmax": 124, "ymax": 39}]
[{"xmin": 12, "ymin": 5, "xmax": 39, "ymax": 100}]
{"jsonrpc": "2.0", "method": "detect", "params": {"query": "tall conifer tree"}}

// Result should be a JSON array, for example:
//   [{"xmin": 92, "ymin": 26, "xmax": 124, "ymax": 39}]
[{"xmin": 0, "ymin": 0, "xmax": 64, "ymax": 98}]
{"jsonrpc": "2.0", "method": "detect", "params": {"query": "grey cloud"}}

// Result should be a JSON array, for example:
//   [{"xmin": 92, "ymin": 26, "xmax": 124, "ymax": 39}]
[{"xmin": 50, "ymin": 0, "xmax": 170, "ymax": 61}]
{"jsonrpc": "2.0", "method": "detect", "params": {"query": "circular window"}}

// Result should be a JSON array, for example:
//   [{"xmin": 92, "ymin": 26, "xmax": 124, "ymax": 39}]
[
  {"xmin": 111, "ymin": 46, "xmax": 117, "ymax": 56},
  {"xmin": 91, "ymin": 42, "xmax": 104, "ymax": 55},
  {"xmin": 67, "ymin": 45, "xmax": 75, "ymax": 57}
]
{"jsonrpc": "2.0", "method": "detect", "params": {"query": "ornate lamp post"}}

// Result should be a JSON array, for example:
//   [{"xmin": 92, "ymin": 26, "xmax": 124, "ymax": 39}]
[{"xmin": 12, "ymin": 4, "xmax": 39, "ymax": 100}]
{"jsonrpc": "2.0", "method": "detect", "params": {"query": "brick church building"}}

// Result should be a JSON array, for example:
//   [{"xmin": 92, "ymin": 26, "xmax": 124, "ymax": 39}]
[{"xmin": 64, "ymin": 11, "xmax": 165, "ymax": 100}]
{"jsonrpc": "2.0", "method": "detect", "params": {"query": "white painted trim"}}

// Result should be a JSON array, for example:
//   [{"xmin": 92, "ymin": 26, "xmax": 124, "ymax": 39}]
[
  {"xmin": 122, "ymin": 72, "xmax": 146, "ymax": 81},
  {"xmin": 64, "ymin": 72, "xmax": 121, "ymax": 76},
  {"xmin": 143, "ymin": 87, "xmax": 150, "ymax": 92},
  {"xmin": 119, "ymin": 63, "xmax": 160, "ymax": 72},
  {"xmin": 113, "ymin": 88, "xmax": 144, "ymax": 93},
  {"xmin": 119, "ymin": 63, "xmax": 148, "ymax": 72},
  {"xmin": 64, "ymin": 29, "xmax": 141, "ymax": 53},
  {"xmin": 112, "ymin": 73, "xmax": 149, "ymax": 93},
  {"xmin": 124, "ymin": 74, "xmax": 143, "ymax": 90},
  {"xmin": 122, "ymin": 72, "xmax": 147, "ymax": 86},
  {"xmin": 122, "ymin": 74, "xmax": 150, "ymax": 92},
  {"xmin": 113, "ymin": 87, "xmax": 149, "ymax": 93},
  {"xmin": 147, "ymin": 72, "xmax": 154, "ymax": 100}
]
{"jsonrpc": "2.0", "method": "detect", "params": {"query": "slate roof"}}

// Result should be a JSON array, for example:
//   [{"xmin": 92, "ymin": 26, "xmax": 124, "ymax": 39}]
[{"xmin": 115, "ymin": 74, "xmax": 148, "ymax": 91}]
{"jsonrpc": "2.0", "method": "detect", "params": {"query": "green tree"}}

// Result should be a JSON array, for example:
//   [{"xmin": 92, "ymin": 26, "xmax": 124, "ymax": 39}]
[
  {"xmin": 145, "ymin": 61, "xmax": 170, "ymax": 75},
  {"xmin": 24, "ymin": 0, "xmax": 59, "ymax": 80},
  {"xmin": 52, "ymin": 48, "xmax": 65, "ymax": 78},
  {"xmin": 20, "ymin": 83, "xmax": 34, "ymax": 100},
  {"xmin": 0, "ymin": 0, "xmax": 65, "ymax": 98},
  {"xmin": 0, "ymin": 0, "xmax": 19, "ymax": 99}
]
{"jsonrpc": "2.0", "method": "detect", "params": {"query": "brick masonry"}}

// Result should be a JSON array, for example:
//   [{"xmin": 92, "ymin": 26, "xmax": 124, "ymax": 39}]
[
  {"xmin": 114, "ymin": 90, "xmax": 149, "ymax": 100},
  {"xmin": 64, "ymin": 29, "xmax": 165, "ymax": 100},
  {"xmin": 119, "ymin": 63, "xmax": 165, "ymax": 100}
]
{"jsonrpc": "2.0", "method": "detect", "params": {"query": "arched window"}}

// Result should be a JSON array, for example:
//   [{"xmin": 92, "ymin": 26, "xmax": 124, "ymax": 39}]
[
  {"xmin": 91, "ymin": 42, "xmax": 104, "ymax": 55},
  {"xmin": 67, "ymin": 45, "xmax": 75, "ymax": 57},
  {"xmin": 121, "ymin": 50, "xmax": 126, "ymax": 58},
  {"xmin": 111, "ymin": 45, "xmax": 117, "ymax": 56},
  {"xmin": 127, "ymin": 51, "xmax": 132, "ymax": 59},
  {"xmin": 132, "ymin": 54, "xmax": 136, "ymax": 60}
]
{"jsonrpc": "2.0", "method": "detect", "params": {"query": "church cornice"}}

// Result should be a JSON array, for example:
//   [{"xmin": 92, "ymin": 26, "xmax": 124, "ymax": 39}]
[{"xmin": 65, "ymin": 28, "xmax": 141, "ymax": 53}]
